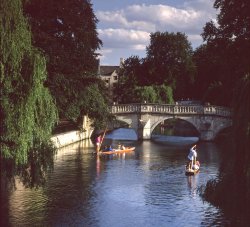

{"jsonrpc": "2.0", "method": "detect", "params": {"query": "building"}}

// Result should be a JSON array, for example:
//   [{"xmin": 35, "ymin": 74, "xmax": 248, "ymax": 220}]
[{"xmin": 98, "ymin": 58, "xmax": 124, "ymax": 103}]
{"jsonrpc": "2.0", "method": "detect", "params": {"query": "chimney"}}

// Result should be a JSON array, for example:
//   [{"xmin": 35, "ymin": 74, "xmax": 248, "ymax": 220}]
[
  {"xmin": 119, "ymin": 57, "xmax": 124, "ymax": 68},
  {"xmin": 97, "ymin": 58, "xmax": 101, "ymax": 75}
]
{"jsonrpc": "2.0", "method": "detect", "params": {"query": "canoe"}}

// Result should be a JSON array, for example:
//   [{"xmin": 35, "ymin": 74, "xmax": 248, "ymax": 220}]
[
  {"xmin": 99, "ymin": 147, "xmax": 135, "ymax": 155},
  {"xmin": 185, "ymin": 163, "xmax": 200, "ymax": 175}
]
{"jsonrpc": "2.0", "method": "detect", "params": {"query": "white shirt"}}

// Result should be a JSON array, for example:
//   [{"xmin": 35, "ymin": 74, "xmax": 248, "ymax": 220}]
[{"xmin": 188, "ymin": 147, "xmax": 197, "ymax": 161}]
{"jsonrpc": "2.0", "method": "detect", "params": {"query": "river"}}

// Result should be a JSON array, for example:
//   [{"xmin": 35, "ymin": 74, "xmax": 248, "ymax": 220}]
[{"xmin": 1, "ymin": 134, "xmax": 233, "ymax": 226}]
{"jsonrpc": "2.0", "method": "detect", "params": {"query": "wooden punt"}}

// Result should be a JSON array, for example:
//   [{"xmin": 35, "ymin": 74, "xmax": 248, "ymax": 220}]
[
  {"xmin": 185, "ymin": 167, "xmax": 200, "ymax": 176},
  {"xmin": 185, "ymin": 163, "xmax": 200, "ymax": 175}
]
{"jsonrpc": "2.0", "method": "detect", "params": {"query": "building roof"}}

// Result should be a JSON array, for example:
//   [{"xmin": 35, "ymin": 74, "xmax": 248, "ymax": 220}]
[{"xmin": 100, "ymin": 66, "xmax": 120, "ymax": 76}]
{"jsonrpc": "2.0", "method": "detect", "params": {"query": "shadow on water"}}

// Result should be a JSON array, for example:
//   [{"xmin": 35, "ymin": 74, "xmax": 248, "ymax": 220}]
[{"xmin": 0, "ymin": 141, "xmax": 56, "ymax": 226}]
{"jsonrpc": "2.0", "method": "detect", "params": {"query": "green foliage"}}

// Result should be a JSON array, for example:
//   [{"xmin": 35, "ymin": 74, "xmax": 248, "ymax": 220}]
[
  {"xmin": 0, "ymin": 0, "xmax": 58, "ymax": 165},
  {"xmin": 232, "ymin": 74, "xmax": 250, "ymax": 174},
  {"xmin": 117, "ymin": 81, "xmax": 174, "ymax": 104},
  {"xmin": 23, "ymin": 0, "xmax": 107, "ymax": 124},
  {"xmin": 135, "ymin": 84, "xmax": 174, "ymax": 104},
  {"xmin": 199, "ymin": 0, "xmax": 250, "ymax": 217},
  {"xmin": 154, "ymin": 84, "xmax": 174, "ymax": 104},
  {"xmin": 117, "ymin": 32, "xmax": 195, "ymax": 102},
  {"xmin": 199, "ymin": 0, "xmax": 250, "ymax": 106},
  {"xmin": 77, "ymin": 83, "xmax": 112, "ymax": 128},
  {"xmin": 135, "ymin": 86, "xmax": 158, "ymax": 103},
  {"xmin": 146, "ymin": 31, "xmax": 196, "ymax": 99},
  {"xmin": 1, "ymin": 140, "xmax": 56, "ymax": 189},
  {"xmin": 117, "ymin": 55, "xmax": 174, "ymax": 104},
  {"xmin": 24, "ymin": 0, "xmax": 102, "ymax": 74}
]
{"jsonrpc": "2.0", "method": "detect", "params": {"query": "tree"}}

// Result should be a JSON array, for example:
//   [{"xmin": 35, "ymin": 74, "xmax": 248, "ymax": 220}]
[
  {"xmin": 201, "ymin": 0, "xmax": 250, "ymax": 218},
  {"xmin": 154, "ymin": 84, "xmax": 174, "ymax": 104},
  {"xmin": 146, "ymin": 32, "xmax": 196, "ymax": 100},
  {"xmin": 0, "ymin": 0, "xmax": 58, "ymax": 164},
  {"xmin": 201, "ymin": 0, "xmax": 250, "ymax": 105},
  {"xmin": 192, "ymin": 44, "xmax": 227, "ymax": 105},
  {"xmin": 118, "ymin": 33, "xmax": 196, "ymax": 102},
  {"xmin": 135, "ymin": 86, "xmax": 158, "ymax": 103},
  {"xmin": 115, "ymin": 56, "xmax": 142, "ymax": 103},
  {"xmin": 134, "ymin": 85, "xmax": 174, "ymax": 104},
  {"xmin": 75, "ymin": 83, "xmax": 112, "ymax": 128},
  {"xmin": 23, "ymin": 0, "xmax": 108, "ymax": 123}
]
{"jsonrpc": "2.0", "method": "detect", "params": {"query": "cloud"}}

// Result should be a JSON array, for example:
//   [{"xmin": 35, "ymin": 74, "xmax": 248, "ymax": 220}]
[
  {"xmin": 96, "ymin": 8, "xmax": 156, "ymax": 32},
  {"xmin": 126, "ymin": 4, "xmax": 200, "ymax": 28},
  {"xmin": 98, "ymin": 28, "xmax": 150, "ymax": 49},
  {"xmin": 95, "ymin": 1, "xmax": 217, "ymax": 64},
  {"xmin": 96, "ymin": 2, "xmax": 216, "ymax": 33},
  {"xmin": 96, "ymin": 48, "xmax": 113, "ymax": 62}
]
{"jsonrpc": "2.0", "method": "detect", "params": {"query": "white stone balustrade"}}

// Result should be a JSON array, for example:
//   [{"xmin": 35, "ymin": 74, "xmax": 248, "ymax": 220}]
[{"xmin": 111, "ymin": 103, "xmax": 231, "ymax": 117}]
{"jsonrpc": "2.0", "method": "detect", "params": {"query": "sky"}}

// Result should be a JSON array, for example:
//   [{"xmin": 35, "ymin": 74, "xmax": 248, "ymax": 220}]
[{"xmin": 91, "ymin": 0, "xmax": 218, "ymax": 66}]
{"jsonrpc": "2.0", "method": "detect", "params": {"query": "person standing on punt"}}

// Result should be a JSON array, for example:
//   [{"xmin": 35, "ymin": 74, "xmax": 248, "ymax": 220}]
[
  {"xmin": 187, "ymin": 144, "xmax": 197, "ymax": 169},
  {"xmin": 96, "ymin": 134, "xmax": 102, "ymax": 152}
]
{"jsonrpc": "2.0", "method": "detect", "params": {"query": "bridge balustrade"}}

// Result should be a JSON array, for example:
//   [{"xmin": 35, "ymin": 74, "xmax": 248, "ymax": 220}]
[
  {"xmin": 111, "ymin": 103, "xmax": 232, "ymax": 117},
  {"xmin": 204, "ymin": 106, "xmax": 231, "ymax": 117}
]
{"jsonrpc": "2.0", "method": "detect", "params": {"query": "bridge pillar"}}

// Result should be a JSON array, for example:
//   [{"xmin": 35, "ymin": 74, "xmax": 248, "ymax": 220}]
[
  {"xmin": 200, "ymin": 130, "xmax": 215, "ymax": 141},
  {"xmin": 137, "ymin": 114, "xmax": 152, "ymax": 140},
  {"xmin": 142, "ymin": 119, "xmax": 151, "ymax": 139},
  {"xmin": 137, "ymin": 118, "xmax": 149, "ymax": 140}
]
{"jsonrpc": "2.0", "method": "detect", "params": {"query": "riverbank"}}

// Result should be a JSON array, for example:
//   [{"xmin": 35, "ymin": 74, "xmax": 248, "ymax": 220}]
[
  {"xmin": 51, "ymin": 130, "xmax": 91, "ymax": 148},
  {"xmin": 51, "ymin": 117, "xmax": 94, "ymax": 148}
]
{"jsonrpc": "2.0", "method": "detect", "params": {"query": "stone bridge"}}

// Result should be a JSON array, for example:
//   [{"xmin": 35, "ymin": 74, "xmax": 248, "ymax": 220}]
[{"xmin": 111, "ymin": 103, "xmax": 232, "ymax": 141}]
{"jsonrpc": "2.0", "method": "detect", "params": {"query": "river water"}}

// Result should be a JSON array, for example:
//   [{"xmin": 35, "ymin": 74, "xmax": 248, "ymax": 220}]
[{"xmin": 2, "ymin": 135, "xmax": 233, "ymax": 226}]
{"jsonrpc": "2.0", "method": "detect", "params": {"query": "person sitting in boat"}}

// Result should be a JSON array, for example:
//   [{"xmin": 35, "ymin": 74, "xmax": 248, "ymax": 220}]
[
  {"xmin": 121, "ymin": 145, "xmax": 126, "ymax": 150},
  {"xmin": 192, "ymin": 161, "xmax": 200, "ymax": 170},
  {"xmin": 107, "ymin": 145, "xmax": 114, "ymax": 151},
  {"xmin": 187, "ymin": 144, "xmax": 197, "ymax": 169},
  {"xmin": 103, "ymin": 145, "xmax": 108, "ymax": 151}
]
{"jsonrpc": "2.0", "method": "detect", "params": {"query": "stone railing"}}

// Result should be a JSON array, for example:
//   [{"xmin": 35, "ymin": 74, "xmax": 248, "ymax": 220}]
[{"xmin": 111, "ymin": 103, "xmax": 231, "ymax": 117}]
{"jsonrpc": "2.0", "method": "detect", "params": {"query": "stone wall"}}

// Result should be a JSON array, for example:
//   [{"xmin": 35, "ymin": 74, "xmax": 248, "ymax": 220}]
[
  {"xmin": 51, "ymin": 130, "xmax": 92, "ymax": 148},
  {"xmin": 51, "ymin": 115, "xmax": 94, "ymax": 148}
]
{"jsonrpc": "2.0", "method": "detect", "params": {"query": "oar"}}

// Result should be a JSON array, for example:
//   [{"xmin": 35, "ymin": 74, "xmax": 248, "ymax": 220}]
[{"xmin": 99, "ymin": 127, "xmax": 107, "ymax": 152}]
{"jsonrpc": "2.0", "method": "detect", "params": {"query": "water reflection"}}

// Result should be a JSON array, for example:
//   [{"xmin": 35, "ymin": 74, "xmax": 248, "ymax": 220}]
[
  {"xmin": 187, "ymin": 174, "xmax": 199, "ymax": 197},
  {"xmin": 1, "ymin": 137, "xmax": 236, "ymax": 226}
]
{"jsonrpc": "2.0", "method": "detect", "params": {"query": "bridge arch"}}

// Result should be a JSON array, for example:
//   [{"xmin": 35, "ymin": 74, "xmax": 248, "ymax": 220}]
[{"xmin": 150, "ymin": 117, "xmax": 200, "ymax": 138}]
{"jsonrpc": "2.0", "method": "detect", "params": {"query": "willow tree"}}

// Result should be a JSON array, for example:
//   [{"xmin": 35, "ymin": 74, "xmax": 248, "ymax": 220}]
[{"xmin": 0, "ymin": 0, "xmax": 58, "ymax": 165}]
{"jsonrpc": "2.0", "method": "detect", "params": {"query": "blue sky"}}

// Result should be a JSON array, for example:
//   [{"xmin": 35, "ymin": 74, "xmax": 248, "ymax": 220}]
[{"xmin": 91, "ymin": 0, "xmax": 217, "ymax": 65}]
